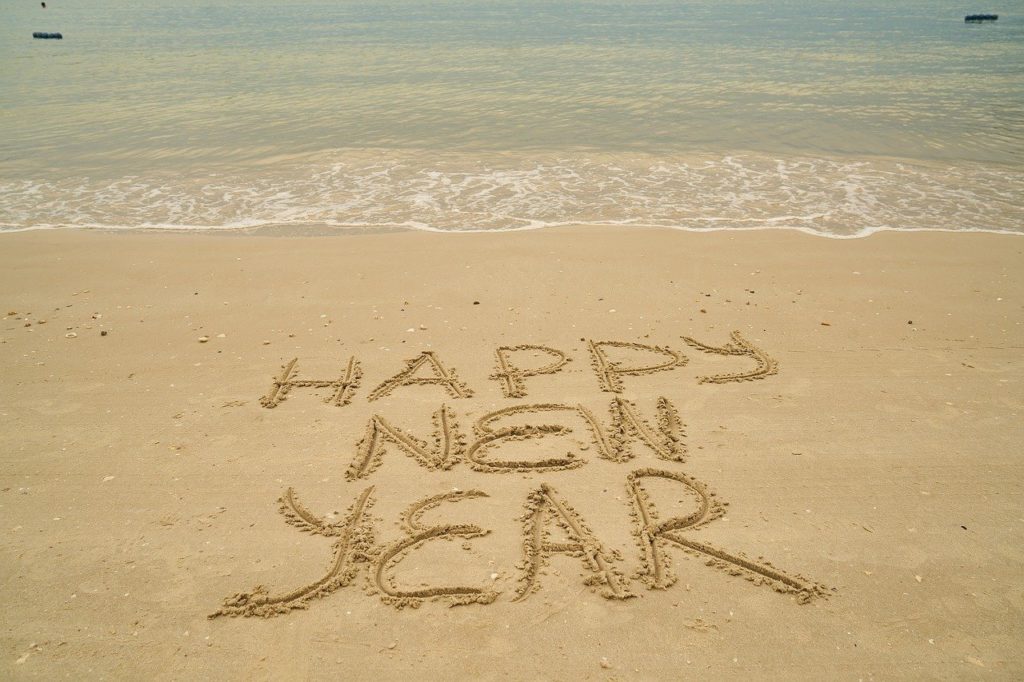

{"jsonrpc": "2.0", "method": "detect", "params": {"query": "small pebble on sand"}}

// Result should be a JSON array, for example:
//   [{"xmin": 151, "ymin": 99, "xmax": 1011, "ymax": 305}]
[{"xmin": 198, "ymin": 336, "xmax": 209, "ymax": 343}]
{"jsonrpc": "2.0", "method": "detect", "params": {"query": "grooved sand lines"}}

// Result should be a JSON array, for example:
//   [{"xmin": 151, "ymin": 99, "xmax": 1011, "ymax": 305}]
[
  {"xmin": 681, "ymin": 330, "xmax": 779, "ymax": 384},
  {"xmin": 367, "ymin": 351, "xmax": 474, "ymax": 402},
  {"xmin": 369, "ymin": 491, "xmax": 498, "ymax": 609},
  {"xmin": 465, "ymin": 399, "xmax": 686, "ymax": 472},
  {"xmin": 260, "ymin": 356, "xmax": 362, "ymax": 408},
  {"xmin": 468, "ymin": 404, "xmax": 583, "ymax": 473},
  {"xmin": 578, "ymin": 397, "xmax": 686, "ymax": 463},
  {"xmin": 626, "ymin": 469, "xmax": 826, "ymax": 602},
  {"xmin": 514, "ymin": 483, "xmax": 634, "ymax": 602},
  {"xmin": 346, "ymin": 404, "xmax": 465, "ymax": 480},
  {"xmin": 210, "ymin": 486, "xmax": 376, "ymax": 618},
  {"xmin": 491, "ymin": 345, "xmax": 570, "ymax": 398},
  {"xmin": 587, "ymin": 340, "xmax": 687, "ymax": 393},
  {"xmin": 216, "ymin": 330, "xmax": 821, "ymax": 618}
]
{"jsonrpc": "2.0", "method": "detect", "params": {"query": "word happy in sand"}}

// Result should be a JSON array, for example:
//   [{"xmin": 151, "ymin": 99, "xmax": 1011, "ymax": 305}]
[{"xmin": 212, "ymin": 332, "xmax": 831, "ymax": 618}]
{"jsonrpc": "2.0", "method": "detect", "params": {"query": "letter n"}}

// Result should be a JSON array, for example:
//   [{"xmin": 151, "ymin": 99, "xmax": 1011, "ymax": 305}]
[
  {"xmin": 346, "ymin": 405, "xmax": 465, "ymax": 480},
  {"xmin": 578, "ymin": 397, "xmax": 685, "ymax": 463}
]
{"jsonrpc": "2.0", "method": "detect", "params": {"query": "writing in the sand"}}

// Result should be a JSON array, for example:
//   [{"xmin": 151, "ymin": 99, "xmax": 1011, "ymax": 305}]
[{"xmin": 211, "ymin": 333, "xmax": 830, "ymax": 618}]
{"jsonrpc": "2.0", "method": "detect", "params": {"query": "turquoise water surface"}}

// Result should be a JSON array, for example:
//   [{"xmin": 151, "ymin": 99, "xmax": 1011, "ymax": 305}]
[{"xmin": 1, "ymin": 0, "xmax": 1022, "ymax": 235}]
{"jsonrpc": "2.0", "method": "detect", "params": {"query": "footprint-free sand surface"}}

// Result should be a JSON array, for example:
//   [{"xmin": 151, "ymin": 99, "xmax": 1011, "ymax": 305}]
[{"xmin": 1, "ymin": 226, "xmax": 1021, "ymax": 678}]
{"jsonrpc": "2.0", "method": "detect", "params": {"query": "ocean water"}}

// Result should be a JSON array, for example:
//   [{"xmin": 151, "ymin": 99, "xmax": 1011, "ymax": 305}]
[{"xmin": 1, "ymin": 0, "xmax": 1022, "ymax": 236}]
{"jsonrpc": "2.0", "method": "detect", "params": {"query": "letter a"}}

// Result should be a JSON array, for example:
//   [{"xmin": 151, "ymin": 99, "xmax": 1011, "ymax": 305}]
[
  {"xmin": 514, "ymin": 483, "xmax": 633, "ymax": 602},
  {"xmin": 367, "ymin": 351, "xmax": 474, "ymax": 402}
]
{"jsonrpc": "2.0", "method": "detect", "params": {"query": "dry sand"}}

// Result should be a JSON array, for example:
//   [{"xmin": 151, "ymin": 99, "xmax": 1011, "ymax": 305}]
[{"xmin": 1, "ymin": 226, "xmax": 1022, "ymax": 679}]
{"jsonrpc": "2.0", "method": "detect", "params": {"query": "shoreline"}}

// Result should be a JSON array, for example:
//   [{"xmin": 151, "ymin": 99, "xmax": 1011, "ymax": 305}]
[
  {"xmin": 2, "ymin": 222, "xmax": 1023, "ymax": 239},
  {"xmin": 2, "ymin": 226, "xmax": 1022, "ymax": 678},
  {"xmin": 4, "ymin": 150, "xmax": 1022, "ymax": 238}
]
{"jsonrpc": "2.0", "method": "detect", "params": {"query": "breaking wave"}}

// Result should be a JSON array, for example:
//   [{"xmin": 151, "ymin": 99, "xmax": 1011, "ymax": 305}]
[{"xmin": 1, "ymin": 151, "xmax": 1021, "ymax": 238}]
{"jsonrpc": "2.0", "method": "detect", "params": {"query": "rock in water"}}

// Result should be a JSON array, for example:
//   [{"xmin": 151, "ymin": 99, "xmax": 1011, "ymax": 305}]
[{"xmin": 32, "ymin": 32, "xmax": 63, "ymax": 39}]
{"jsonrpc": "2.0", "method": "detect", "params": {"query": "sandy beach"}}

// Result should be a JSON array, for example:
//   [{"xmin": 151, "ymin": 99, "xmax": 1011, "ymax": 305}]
[{"xmin": 1, "ymin": 226, "xmax": 1022, "ymax": 679}]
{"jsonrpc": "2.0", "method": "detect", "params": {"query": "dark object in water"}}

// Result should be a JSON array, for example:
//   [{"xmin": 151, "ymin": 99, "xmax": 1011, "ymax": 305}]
[
  {"xmin": 32, "ymin": 32, "xmax": 63, "ymax": 39},
  {"xmin": 964, "ymin": 14, "xmax": 998, "ymax": 22}
]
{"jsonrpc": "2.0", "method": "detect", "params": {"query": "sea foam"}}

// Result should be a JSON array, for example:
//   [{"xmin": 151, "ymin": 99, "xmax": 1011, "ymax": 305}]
[{"xmin": 1, "ymin": 151, "xmax": 1020, "ymax": 238}]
